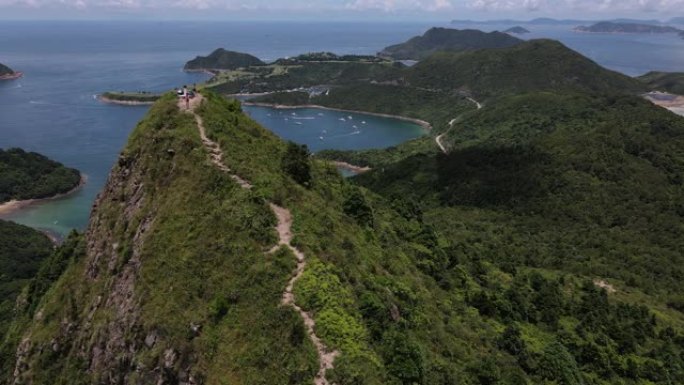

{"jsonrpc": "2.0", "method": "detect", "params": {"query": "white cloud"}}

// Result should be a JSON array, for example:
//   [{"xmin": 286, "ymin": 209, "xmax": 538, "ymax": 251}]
[
  {"xmin": 468, "ymin": 0, "xmax": 684, "ymax": 13},
  {"xmin": 1, "ymin": 0, "xmax": 683, "ymax": 16}
]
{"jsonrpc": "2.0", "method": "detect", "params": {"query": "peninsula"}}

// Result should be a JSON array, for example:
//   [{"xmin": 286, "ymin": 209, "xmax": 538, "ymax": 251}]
[{"xmin": 0, "ymin": 148, "xmax": 83, "ymax": 215}]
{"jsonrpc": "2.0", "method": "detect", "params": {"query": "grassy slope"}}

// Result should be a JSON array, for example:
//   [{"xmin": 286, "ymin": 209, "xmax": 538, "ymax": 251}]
[
  {"xmin": 0, "ymin": 148, "xmax": 81, "ymax": 203},
  {"xmin": 639, "ymin": 71, "xmax": 684, "ymax": 95}
]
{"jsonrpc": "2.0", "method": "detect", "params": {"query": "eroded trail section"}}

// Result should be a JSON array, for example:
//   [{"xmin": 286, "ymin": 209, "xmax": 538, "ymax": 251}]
[
  {"xmin": 180, "ymin": 95, "xmax": 338, "ymax": 385},
  {"xmin": 269, "ymin": 204, "xmax": 339, "ymax": 385}
]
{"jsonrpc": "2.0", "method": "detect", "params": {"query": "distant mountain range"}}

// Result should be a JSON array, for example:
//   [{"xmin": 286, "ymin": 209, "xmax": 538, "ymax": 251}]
[
  {"xmin": 451, "ymin": 17, "xmax": 684, "ymax": 26},
  {"xmin": 574, "ymin": 22, "xmax": 682, "ymax": 34}
]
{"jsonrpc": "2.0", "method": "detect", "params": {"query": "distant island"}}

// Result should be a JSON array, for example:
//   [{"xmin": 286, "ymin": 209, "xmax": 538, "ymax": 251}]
[
  {"xmin": 184, "ymin": 48, "xmax": 266, "ymax": 72},
  {"xmin": 378, "ymin": 27, "xmax": 522, "ymax": 60},
  {"xmin": 0, "ymin": 62, "xmax": 22, "ymax": 80},
  {"xmin": 504, "ymin": 26, "xmax": 530, "ymax": 34},
  {"xmin": 451, "ymin": 17, "xmax": 678, "ymax": 26},
  {"xmin": 0, "ymin": 148, "xmax": 83, "ymax": 214},
  {"xmin": 574, "ymin": 21, "xmax": 682, "ymax": 34}
]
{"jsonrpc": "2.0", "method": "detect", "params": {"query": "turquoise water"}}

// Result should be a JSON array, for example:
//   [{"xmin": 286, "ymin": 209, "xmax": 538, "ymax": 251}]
[{"xmin": 1, "ymin": 21, "xmax": 683, "ymax": 237}]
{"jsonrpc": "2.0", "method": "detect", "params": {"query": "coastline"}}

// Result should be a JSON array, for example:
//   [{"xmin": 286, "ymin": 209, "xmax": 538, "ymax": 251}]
[
  {"xmin": 0, "ymin": 174, "xmax": 87, "ymax": 217},
  {"xmin": 184, "ymin": 68, "xmax": 218, "ymax": 76},
  {"xmin": 0, "ymin": 71, "xmax": 23, "ymax": 81},
  {"xmin": 644, "ymin": 92, "xmax": 684, "ymax": 116},
  {"xmin": 331, "ymin": 161, "xmax": 371, "ymax": 174},
  {"xmin": 242, "ymin": 101, "xmax": 433, "ymax": 131},
  {"xmin": 97, "ymin": 95, "xmax": 157, "ymax": 106}
]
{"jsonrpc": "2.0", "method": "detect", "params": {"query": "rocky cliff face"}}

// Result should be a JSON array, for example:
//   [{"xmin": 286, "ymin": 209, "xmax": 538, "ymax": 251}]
[
  {"xmin": 11, "ymin": 104, "xmax": 182, "ymax": 384},
  {"xmin": 6, "ymin": 95, "xmax": 320, "ymax": 385}
]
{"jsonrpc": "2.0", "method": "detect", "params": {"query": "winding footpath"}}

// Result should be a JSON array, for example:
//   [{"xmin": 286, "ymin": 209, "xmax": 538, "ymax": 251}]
[
  {"xmin": 436, "ymin": 97, "xmax": 483, "ymax": 154},
  {"xmin": 180, "ymin": 95, "xmax": 338, "ymax": 385}
]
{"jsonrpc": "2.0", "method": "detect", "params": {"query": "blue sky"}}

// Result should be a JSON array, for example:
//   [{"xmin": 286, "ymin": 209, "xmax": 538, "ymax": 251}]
[{"xmin": 0, "ymin": 0, "xmax": 683, "ymax": 20}]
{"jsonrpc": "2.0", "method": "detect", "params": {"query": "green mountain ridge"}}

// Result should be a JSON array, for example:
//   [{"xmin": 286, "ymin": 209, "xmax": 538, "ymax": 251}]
[
  {"xmin": 378, "ymin": 27, "xmax": 523, "ymax": 60},
  {"xmin": 404, "ymin": 39, "xmax": 647, "ymax": 99},
  {"xmin": 184, "ymin": 48, "xmax": 266, "ymax": 71}
]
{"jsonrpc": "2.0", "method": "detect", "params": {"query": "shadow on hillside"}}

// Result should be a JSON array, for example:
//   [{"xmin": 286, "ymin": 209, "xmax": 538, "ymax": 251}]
[{"xmin": 437, "ymin": 145, "xmax": 553, "ymax": 208}]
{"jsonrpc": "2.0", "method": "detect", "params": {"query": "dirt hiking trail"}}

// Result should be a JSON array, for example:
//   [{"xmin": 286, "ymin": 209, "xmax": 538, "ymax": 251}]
[{"xmin": 180, "ymin": 95, "xmax": 338, "ymax": 385}]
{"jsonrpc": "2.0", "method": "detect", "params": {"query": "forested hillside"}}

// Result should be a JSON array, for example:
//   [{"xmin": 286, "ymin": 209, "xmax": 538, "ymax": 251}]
[{"xmin": 0, "ymin": 148, "xmax": 81, "ymax": 203}]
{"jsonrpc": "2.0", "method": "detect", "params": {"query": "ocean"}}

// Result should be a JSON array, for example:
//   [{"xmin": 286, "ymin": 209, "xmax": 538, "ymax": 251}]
[{"xmin": 1, "ymin": 20, "xmax": 683, "ymax": 237}]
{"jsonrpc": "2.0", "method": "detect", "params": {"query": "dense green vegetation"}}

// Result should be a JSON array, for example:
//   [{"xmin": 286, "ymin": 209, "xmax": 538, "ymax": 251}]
[
  {"xmin": 355, "ymin": 92, "xmax": 684, "ymax": 293},
  {"xmin": 5, "ymin": 90, "xmax": 684, "ymax": 385},
  {"xmin": 330, "ymin": 90, "xmax": 684, "ymax": 384},
  {"xmin": 639, "ymin": 71, "xmax": 684, "ymax": 94},
  {"xmin": 0, "ymin": 63, "xmax": 14, "ymax": 76},
  {"xmin": 184, "ymin": 48, "xmax": 266, "ymax": 71},
  {"xmin": 101, "ymin": 91, "xmax": 161, "ymax": 103},
  {"xmin": 378, "ymin": 27, "xmax": 522, "ymax": 60},
  {"xmin": 0, "ymin": 230, "xmax": 82, "ymax": 378},
  {"xmin": 405, "ymin": 40, "xmax": 647, "ymax": 99},
  {"xmin": 0, "ymin": 148, "xmax": 81, "ymax": 203},
  {"xmin": 0, "ymin": 220, "xmax": 52, "ymax": 339},
  {"xmin": 574, "ymin": 22, "xmax": 682, "ymax": 33}
]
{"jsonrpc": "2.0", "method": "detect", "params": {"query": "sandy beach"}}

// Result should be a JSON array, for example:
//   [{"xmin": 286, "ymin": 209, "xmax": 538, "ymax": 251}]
[
  {"xmin": 0, "ymin": 174, "xmax": 87, "ymax": 217},
  {"xmin": 0, "ymin": 71, "xmax": 23, "ymax": 80},
  {"xmin": 644, "ymin": 92, "xmax": 684, "ymax": 108}
]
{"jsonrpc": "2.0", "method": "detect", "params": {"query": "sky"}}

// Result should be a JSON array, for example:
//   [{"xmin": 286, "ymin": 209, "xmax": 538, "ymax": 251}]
[{"xmin": 0, "ymin": 0, "xmax": 683, "ymax": 21}]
